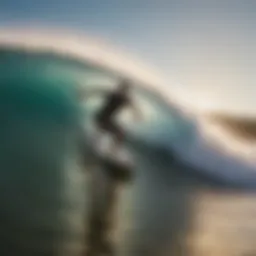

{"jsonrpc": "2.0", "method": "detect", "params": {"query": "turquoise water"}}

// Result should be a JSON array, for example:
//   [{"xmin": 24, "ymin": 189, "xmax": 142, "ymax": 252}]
[
  {"xmin": 0, "ymin": 51, "xmax": 84, "ymax": 255},
  {"xmin": 0, "ymin": 48, "xmax": 255, "ymax": 256}
]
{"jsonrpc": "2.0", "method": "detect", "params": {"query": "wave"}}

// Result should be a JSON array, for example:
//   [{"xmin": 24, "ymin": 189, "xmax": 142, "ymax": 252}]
[{"xmin": 0, "ymin": 28, "xmax": 256, "ymax": 189}]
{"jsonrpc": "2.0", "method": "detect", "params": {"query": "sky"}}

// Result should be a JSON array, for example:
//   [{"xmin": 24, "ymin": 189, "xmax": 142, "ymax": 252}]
[{"xmin": 0, "ymin": 1, "xmax": 255, "ymax": 116}]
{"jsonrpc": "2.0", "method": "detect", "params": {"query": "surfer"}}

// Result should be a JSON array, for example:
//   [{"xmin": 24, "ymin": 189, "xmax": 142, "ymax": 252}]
[
  {"xmin": 79, "ymin": 79, "xmax": 141, "ymax": 256},
  {"xmin": 80, "ymin": 79, "xmax": 142, "ymax": 155}
]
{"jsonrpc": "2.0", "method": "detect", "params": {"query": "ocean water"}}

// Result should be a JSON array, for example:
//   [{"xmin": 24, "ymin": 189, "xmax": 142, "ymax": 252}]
[{"xmin": 0, "ymin": 48, "xmax": 256, "ymax": 256}]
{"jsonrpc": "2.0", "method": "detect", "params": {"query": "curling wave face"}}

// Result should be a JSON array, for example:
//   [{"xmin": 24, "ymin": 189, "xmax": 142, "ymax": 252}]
[{"xmin": 0, "ymin": 39, "xmax": 256, "ymax": 256}]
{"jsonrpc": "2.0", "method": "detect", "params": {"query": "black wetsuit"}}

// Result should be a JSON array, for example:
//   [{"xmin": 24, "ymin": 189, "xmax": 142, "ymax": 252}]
[{"xmin": 95, "ymin": 91, "xmax": 129, "ymax": 136}]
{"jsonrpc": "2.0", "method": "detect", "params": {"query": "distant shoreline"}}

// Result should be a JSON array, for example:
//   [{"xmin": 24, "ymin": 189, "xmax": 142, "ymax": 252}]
[{"xmin": 206, "ymin": 113, "xmax": 256, "ymax": 141}]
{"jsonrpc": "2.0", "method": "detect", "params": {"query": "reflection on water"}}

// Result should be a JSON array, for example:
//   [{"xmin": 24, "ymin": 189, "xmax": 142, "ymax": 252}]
[
  {"xmin": 86, "ymin": 138, "xmax": 256, "ymax": 256},
  {"xmin": 190, "ymin": 192, "xmax": 256, "ymax": 256},
  {"xmin": 0, "ymin": 48, "xmax": 255, "ymax": 256}
]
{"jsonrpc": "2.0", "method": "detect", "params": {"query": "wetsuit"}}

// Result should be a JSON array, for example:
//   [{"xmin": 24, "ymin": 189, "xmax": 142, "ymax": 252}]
[{"xmin": 95, "ymin": 91, "xmax": 129, "ymax": 139}]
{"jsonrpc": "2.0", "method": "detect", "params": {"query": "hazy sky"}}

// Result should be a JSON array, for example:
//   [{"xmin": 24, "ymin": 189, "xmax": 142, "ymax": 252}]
[{"xmin": 0, "ymin": 1, "xmax": 255, "ymax": 116}]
